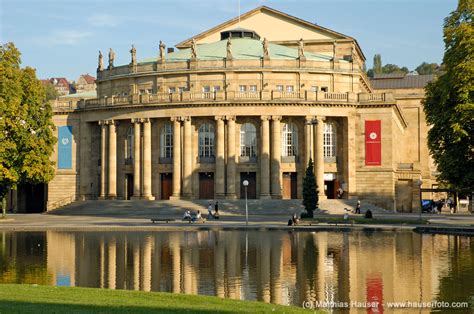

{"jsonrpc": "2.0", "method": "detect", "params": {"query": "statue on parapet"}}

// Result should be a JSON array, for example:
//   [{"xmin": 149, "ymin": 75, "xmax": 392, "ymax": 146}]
[
  {"xmin": 351, "ymin": 42, "xmax": 358, "ymax": 64},
  {"xmin": 130, "ymin": 44, "xmax": 136, "ymax": 65},
  {"xmin": 191, "ymin": 38, "xmax": 197, "ymax": 60},
  {"xmin": 159, "ymin": 40, "xmax": 166, "ymax": 62},
  {"xmin": 108, "ymin": 48, "xmax": 115, "ymax": 69},
  {"xmin": 298, "ymin": 38, "xmax": 305, "ymax": 59},
  {"xmin": 226, "ymin": 37, "xmax": 232, "ymax": 59},
  {"xmin": 262, "ymin": 37, "xmax": 269, "ymax": 58},
  {"xmin": 98, "ymin": 50, "xmax": 104, "ymax": 71}
]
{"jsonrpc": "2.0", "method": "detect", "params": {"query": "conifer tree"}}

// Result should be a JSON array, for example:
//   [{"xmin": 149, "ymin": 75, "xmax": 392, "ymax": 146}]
[{"xmin": 302, "ymin": 158, "xmax": 318, "ymax": 217}]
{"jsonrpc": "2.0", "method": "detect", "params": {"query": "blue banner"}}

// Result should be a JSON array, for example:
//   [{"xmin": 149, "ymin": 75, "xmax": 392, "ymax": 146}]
[{"xmin": 58, "ymin": 126, "xmax": 72, "ymax": 169}]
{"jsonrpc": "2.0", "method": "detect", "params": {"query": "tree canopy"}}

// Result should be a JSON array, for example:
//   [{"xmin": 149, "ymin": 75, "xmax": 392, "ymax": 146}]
[
  {"xmin": 0, "ymin": 43, "xmax": 56, "ymax": 200},
  {"xmin": 423, "ymin": 0, "xmax": 473, "ymax": 193},
  {"xmin": 415, "ymin": 62, "xmax": 441, "ymax": 75}
]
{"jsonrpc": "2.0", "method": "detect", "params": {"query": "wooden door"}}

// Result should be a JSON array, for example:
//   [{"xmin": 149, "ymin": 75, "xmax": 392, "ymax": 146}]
[
  {"xmin": 161, "ymin": 173, "xmax": 172, "ymax": 200},
  {"xmin": 290, "ymin": 172, "xmax": 297, "ymax": 199},
  {"xmin": 199, "ymin": 172, "xmax": 214, "ymax": 199},
  {"xmin": 240, "ymin": 172, "xmax": 256, "ymax": 199},
  {"xmin": 282, "ymin": 173, "xmax": 292, "ymax": 199}
]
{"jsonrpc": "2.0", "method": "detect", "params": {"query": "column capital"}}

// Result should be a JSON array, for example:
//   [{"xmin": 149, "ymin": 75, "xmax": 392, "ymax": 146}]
[
  {"xmin": 214, "ymin": 115, "xmax": 225, "ymax": 121},
  {"xmin": 305, "ymin": 115, "xmax": 316, "ymax": 123},
  {"xmin": 260, "ymin": 115, "xmax": 271, "ymax": 121},
  {"xmin": 142, "ymin": 118, "xmax": 151, "ymax": 124},
  {"xmin": 106, "ymin": 119, "xmax": 118, "ymax": 126},
  {"xmin": 225, "ymin": 115, "xmax": 236, "ymax": 121},
  {"xmin": 181, "ymin": 116, "xmax": 191, "ymax": 122},
  {"xmin": 271, "ymin": 115, "xmax": 282, "ymax": 121},
  {"xmin": 99, "ymin": 120, "xmax": 107, "ymax": 126},
  {"xmin": 170, "ymin": 116, "xmax": 181, "ymax": 122},
  {"xmin": 131, "ymin": 118, "xmax": 142, "ymax": 124},
  {"xmin": 316, "ymin": 116, "xmax": 326, "ymax": 122}
]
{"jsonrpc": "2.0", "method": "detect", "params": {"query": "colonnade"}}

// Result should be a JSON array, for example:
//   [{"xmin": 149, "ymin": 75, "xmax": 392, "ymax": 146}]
[{"xmin": 99, "ymin": 115, "xmax": 331, "ymax": 200}]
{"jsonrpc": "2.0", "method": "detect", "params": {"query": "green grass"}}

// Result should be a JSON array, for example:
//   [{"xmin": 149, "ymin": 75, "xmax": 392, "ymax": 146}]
[
  {"xmin": 303, "ymin": 216, "xmax": 428, "ymax": 225},
  {"xmin": 0, "ymin": 284, "xmax": 315, "ymax": 313}
]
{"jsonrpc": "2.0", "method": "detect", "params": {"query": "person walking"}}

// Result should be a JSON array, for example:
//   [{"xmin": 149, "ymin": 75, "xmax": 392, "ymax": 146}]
[
  {"xmin": 355, "ymin": 200, "xmax": 361, "ymax": 214},
  {"xmin": 214, "ymin": 201, "xmax": 220, "ymax": 219},
  {"xmin": 207, "ymin": 203, "xmax": 213, "ymax": 219}
]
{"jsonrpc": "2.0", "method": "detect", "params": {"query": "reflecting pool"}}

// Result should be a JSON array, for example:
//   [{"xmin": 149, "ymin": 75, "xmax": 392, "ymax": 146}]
[{"xmin": 0, "ymin": 230, "xmax": 472, "ymax": 313}]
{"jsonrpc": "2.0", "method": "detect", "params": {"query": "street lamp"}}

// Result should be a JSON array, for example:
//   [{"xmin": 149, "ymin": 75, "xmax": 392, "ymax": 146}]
[
  {"xmin": 416, "ymin": 178, "xmax": 423, "ymax": 221},
  {"xmin": 243, "ymin": 180, "xmax": 249, "ymax": 225}
]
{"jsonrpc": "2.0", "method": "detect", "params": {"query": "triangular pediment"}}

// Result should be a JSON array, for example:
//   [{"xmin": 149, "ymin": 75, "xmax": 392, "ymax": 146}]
[{"xmin": 176, "ymin": 6, "xmax": 351, "ymax": 48}]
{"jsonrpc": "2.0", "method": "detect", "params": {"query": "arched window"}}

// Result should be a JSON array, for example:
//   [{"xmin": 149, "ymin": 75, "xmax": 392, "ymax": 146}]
[
  {"xmin": 160, "ymin": 123, "xmax": 173, "ymax": 158},
  {"xmin": 240, "ymin": 123, "xmax": 257, "ymax": 158},
  {"xmin": 281, "ymin": 123, "xmax": 298, "ymax": 157},
  {"xmin": 324, "ymin": 122, "xmax": 336, "ymax": 157},
  {"xmin": 125, "ymin": 127, "xmax": 134, "ymax": 163},
  {"xmin": 198, "ymin": 123, "xmax": 215, "ymax": 158}
]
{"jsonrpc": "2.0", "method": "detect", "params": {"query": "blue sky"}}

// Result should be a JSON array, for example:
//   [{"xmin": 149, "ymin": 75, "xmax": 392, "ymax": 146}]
[{"xmin": 1, "ymin": 0, "xmax": 457, "ymax": 81}]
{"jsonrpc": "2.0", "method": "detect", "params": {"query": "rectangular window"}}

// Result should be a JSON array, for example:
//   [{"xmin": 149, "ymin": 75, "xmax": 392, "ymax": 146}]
[
  {"xmin": 276, "ymin": 85, "xmax": 283, "ymax": 91},
  {"xmin": 321, "ymin": 86, "xmax": 328, "ymax": 92},
  {"xmin": 239, "ymin": 85, "xmax": 247, "ymax": 92},
  {"xmin": 311, "ymin": 86, "xmax": 318, "ymax": 92},
  {"xmin": 286, "ymin": 85, "xmax": 294, "ymax": 92},
  {"xmin": 249, "ymin": 85, "xmax": 257, "ymax": 92},
  {"xmin": 202, "ymin": 86, "xmax": 211, "ymax": 93},
  {"xmin": 169, "ymin": 87, "xmax": 176, "ymax": 93}
]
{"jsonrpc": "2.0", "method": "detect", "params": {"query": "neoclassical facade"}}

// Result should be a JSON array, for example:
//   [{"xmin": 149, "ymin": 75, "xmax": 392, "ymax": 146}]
[{"xmin": 41, "ymin": 6, "xmax": 437, "ymax": 212}]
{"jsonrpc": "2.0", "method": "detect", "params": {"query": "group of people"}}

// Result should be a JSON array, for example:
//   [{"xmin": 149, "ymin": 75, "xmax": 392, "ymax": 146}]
[{"xmin": 182, "ymin": 201, "xmax": 220, "ymax": 222}]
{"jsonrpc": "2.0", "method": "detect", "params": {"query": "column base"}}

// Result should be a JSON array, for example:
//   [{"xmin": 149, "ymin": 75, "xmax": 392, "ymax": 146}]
[
  {"xmin": 260, "ymin": 195, "xmax": 272, "ymax": 200},
  {"xmin": 169, "ymin": 195, "xmax": 182, "ymax": 201},
  {"xmin": 271, "ymin": 195, "xmax": 282, "ymax": 200},
  {"xmin": 141, "ymin": 195, "xmax": 155, "ymax": 200},
  {"xmin": 107, "ymin": 195, "xmax": 117, "ymax": 200},
  {"xmin": 318, "ymin": 194, "xmax": 327, "ymax": 201},
  {"xmin": 225, "ymin": 194, "xmax": 237, "ymax": 200},
  {"xmin": 130, "ymin": 196, "xmax": 141, "ymax": 200}
]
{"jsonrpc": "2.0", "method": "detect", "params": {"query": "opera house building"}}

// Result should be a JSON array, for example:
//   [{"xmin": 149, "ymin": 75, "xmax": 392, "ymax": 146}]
[{"xmin": 15, "ymin": 6, "xmax": 438, "ymax": 213}]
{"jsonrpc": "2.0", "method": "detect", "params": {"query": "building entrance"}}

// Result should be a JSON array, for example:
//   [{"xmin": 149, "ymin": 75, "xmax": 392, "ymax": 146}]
[
  {"xmin": 160, "ymin": 173, "xmax": 172, "ymax": 200},
  {"xmin": 17, "ymin": 183, "xmax": 47, "ymax": 213},
  {"xmin": 282, "ymin": 172, "xmax": 297, "ymax": 199},
  {"xmin": 240, "ymin": 172, "xmax": 257, "ymax": 199},
  {"xmin": 199, "ymin": 172, "xmax": 214, "ymax": 199},
  {"xmin": 125, "ymin": 174, "xmax": 133, "ymax": 200}
]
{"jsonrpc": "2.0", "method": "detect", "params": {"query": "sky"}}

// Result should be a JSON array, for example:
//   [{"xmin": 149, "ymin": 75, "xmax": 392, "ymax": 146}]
[{"xmin": 1, "ymin": 0, "xmax": 458, "ymax": 81}]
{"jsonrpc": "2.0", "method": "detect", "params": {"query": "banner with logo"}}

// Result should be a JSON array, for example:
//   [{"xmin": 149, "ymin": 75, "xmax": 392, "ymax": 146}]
[
  {"xmin": 365, "ymin": 120, "xmax": 381, "ymax": 166},
  {"xmin": 58, "ymin": 126, "xmax": 73, "ymax": 169}
]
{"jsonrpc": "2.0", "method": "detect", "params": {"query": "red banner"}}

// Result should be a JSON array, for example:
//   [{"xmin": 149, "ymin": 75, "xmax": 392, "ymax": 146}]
[
  {"xmin": 365, "ymin": 120, "xmax": 381, "ymax": 166},
  {"xmin": 366, "ymin": 274, "xmax": 384, "ymax": 314}
]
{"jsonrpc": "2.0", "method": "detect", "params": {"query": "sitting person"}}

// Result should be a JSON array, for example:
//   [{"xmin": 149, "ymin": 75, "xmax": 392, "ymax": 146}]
[
  {"xmin": 292, "ymin": 213, "xmax": 299, "ymax": 226},
  {"xmin": 183, "ymin": 210, "xmax": 191, "ymax": 221},
  {"xmin": 191, "ymin": 210, "xmax": 202, "ymax": 222}
]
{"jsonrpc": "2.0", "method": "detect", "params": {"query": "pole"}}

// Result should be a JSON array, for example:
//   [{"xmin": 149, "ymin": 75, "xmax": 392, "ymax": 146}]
[{"xmin": 245, "ymin": 186, "xmax": 248, "ymax": 225}]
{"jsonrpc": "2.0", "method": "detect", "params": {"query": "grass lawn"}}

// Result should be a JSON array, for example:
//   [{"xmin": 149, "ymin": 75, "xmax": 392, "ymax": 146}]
[
  {"xmin": 0, "ymin": 284, "xmax": 315, "ymax": 313},
  {"xmin": 303, "ymin": 216, "xmax": 428, "ymax": 225}
]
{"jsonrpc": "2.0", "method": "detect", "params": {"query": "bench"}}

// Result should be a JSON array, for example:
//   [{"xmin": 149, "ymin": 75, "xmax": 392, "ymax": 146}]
[{"xmin": 150, "ymin": 218, "xmax": 175, "ymax": 224}]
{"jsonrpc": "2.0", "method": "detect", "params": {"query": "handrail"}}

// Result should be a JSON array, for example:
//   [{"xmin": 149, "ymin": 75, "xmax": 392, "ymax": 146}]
[{"xmin": 48, "ymin": 195, "xmax": 76, "ymax": 210}]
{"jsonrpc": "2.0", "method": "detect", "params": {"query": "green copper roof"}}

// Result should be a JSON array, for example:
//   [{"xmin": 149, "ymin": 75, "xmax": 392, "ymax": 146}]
[
  {"xmin": 140, "ymin": 38, "xmax": 338, "ymax": 63},
  {"xmin": 60, "ymin": 90, "xmax": 97, "ymax": 99}
]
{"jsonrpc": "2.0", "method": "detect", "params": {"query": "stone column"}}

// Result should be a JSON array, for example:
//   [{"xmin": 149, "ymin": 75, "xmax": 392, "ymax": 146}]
[
  {"xmin": 99, "ymin": 120, "xmax": 107, "ymax": 199},
  {"xmin": 142, "ymin": 118, "xmax": 155, "ymax": 200},
  {"xmin": 107, "ymin": 238, "xmax": 116, "ymax": 289},
  {"xmin": 171, "ymin": 117, "xmax": 181, "ymax": 199},
  {"xmin": 304, "ymin": 116, "xmax": 314, "ymax": 166},
  {"xmin": 131, "ymin": 119, "xmax": 141, "ymax": 199},
  {"xmin": 271, "ymin": 116, "xmax": 282, "ymax": 199},
  {"xmin": 215, "ymin": 116, "xmax": 225, "ymax": 198},
  {"xmin": 346, "ymin": 115, "xmax": 357, "ymax": 197},
  {"xmin": 260, "ymin": 116, "xmax": 271, "ymax": 199},
  {"xmin": 226, "ymin": 116, "xmax": 237, "ymax": 199},
  {"xmin": 314, "ymin": 116, "xmax": 326, "ymax": 200},
  {"xmin": 108, "ymin": 120, "xmax": 117, "ymax": 199},
  {"xmin": 182, "ymin": 116, "xmax": 192, "ymax": 198}
]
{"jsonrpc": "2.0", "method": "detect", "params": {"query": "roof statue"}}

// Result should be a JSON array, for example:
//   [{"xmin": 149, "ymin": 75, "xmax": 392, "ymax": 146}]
[
  {"xmin": 226, "ymin": 37, "xmax": 232, "ymax": 59},
  {"xmin": 298, "ymin": 38, "xmax": 305, "ymax": 59},
  {"xmin": 351, "ymin": 42, "xmax": 358, "ymax": 64},
  {"xmin": 262, "ymin": 38, "xmax": 269, "ymax": 58},
  {"xmin": 190, "ymin": 39, "xmax": 197, "ymax": 60},
  {"xmin": 159, "ymin": 40, "xmax": 166, "ymax": 62},
  {"xmin": 108, "ymin": 48, "xmax": 115, "ymax": 69},
  {"xmin": 98, "ymin": 50, "xmax": 104, "ymax": 71},
  {"xmin": 130, "ymin": 45, "xmax": 136, "ymax": 66}
]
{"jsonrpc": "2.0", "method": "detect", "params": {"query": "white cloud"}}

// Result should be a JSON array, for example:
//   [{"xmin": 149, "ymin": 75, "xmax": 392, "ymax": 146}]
[
  {"xmin": 34, "ymin": 30, "xmax": 93, "ymax": 46},
  {"xmin": 87, "ymin": 14, "xmax": 118, "ymax": 27}
]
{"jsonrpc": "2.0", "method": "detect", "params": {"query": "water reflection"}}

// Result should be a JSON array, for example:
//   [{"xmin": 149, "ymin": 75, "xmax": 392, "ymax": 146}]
[{"xmin": 0, "ymin": 230, "xmax": 472, "ymax": 312}]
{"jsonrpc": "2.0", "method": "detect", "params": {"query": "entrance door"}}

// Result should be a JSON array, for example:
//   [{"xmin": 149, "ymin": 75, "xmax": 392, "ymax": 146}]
[
  {"xmin": 240, "ymin": 172, "xmax": 257, "ymax": 199},
  {"xmin": 125, "ymin": 174, "xmax": 133, "ymax": 200},
  {"xmin": 161, "ymin": 173, "xmax": 172, "ymax": 200},
  {"xmin": 199, "ymin": 172, "xmax": 214, "ymax": 199},
  {"xmin": 325, "ymin": 180, "xmax": 335, "ymax": 199},
  {"xmin": 282, "ymin": 172, "xmax": 297, "ymax": 199},
  {"xmin": 396, "ymin": 180, "xmax": 412, "ymax": 212}
]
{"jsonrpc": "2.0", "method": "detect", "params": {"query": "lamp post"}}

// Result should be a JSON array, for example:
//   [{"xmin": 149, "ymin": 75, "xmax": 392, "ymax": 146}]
[
  {"xmin": 243, "ymin": 180, "xmax": 249, "ymax": 225},
  {"xmin": 417, "ymin": 178, "xmax": 423, "ymax": 221}
]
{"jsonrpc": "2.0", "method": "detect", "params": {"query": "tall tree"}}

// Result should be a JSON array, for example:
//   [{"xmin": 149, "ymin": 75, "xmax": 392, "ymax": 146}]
[
  {"xmin": 382, "ymin": 64, "xmax": 409, "ymax": 75},
  {"xmin": 423, "ymin": 0, "xmax": 473, "ymax": 193},
  {"xmin": 373, "ymin": 54, "xmax": 382, "ymax": 74},
  {"xmin": 43, "ymin": 82, "xmax": 58, "ymax": 100},
  {"xmin": 416, "ymin": 62, "xmax": 441, "ymax": 75},
  {"xmin": 0, "ymin": 43, "xmax": 56, "ymax": 205},
  {"xmin": 302, "ymin": 158, "xmax": 318, "ymax": 217}
]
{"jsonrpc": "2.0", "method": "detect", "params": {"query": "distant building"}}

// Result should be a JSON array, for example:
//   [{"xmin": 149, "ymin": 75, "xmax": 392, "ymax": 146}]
[
  {"xmin": 75, "ymin": 74, "xmax": 96, "ymax": 93},
  {"xmin": 45, "ymin": 77, "xmax": 72, "ymax": 96}
]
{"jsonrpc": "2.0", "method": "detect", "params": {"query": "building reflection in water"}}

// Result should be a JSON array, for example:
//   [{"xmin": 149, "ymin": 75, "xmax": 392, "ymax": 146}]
[{"xmin": 0, "ymin": 230, "xmax": 472, "ymax": 311}]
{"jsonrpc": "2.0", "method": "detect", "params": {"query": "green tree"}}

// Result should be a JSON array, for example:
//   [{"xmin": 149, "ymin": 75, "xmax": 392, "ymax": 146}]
[
  {"xmin": 302, "ymin": 158, "xmax": 318, "ymax": 217},
  {"xmin": 373, "ymin": 54, "xmax": 382, "ymax": 74},
  {"xmin": 44, "ymin": 82, "xmax": 58, "ymax": 100},
  {"xmin": 415, "ymin": 62, "xmax": 441, "ymax": 75},
  {"xmin": 423, "ymin": 0, "xmax": 473, "ymax": 193},
  {"xmin": 382, "ymin": 64, "xmax": 409, "ymax": 75},
  {"xmin": 0, "ymin": 43, "xmax": 56, "ymax": 209}
]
